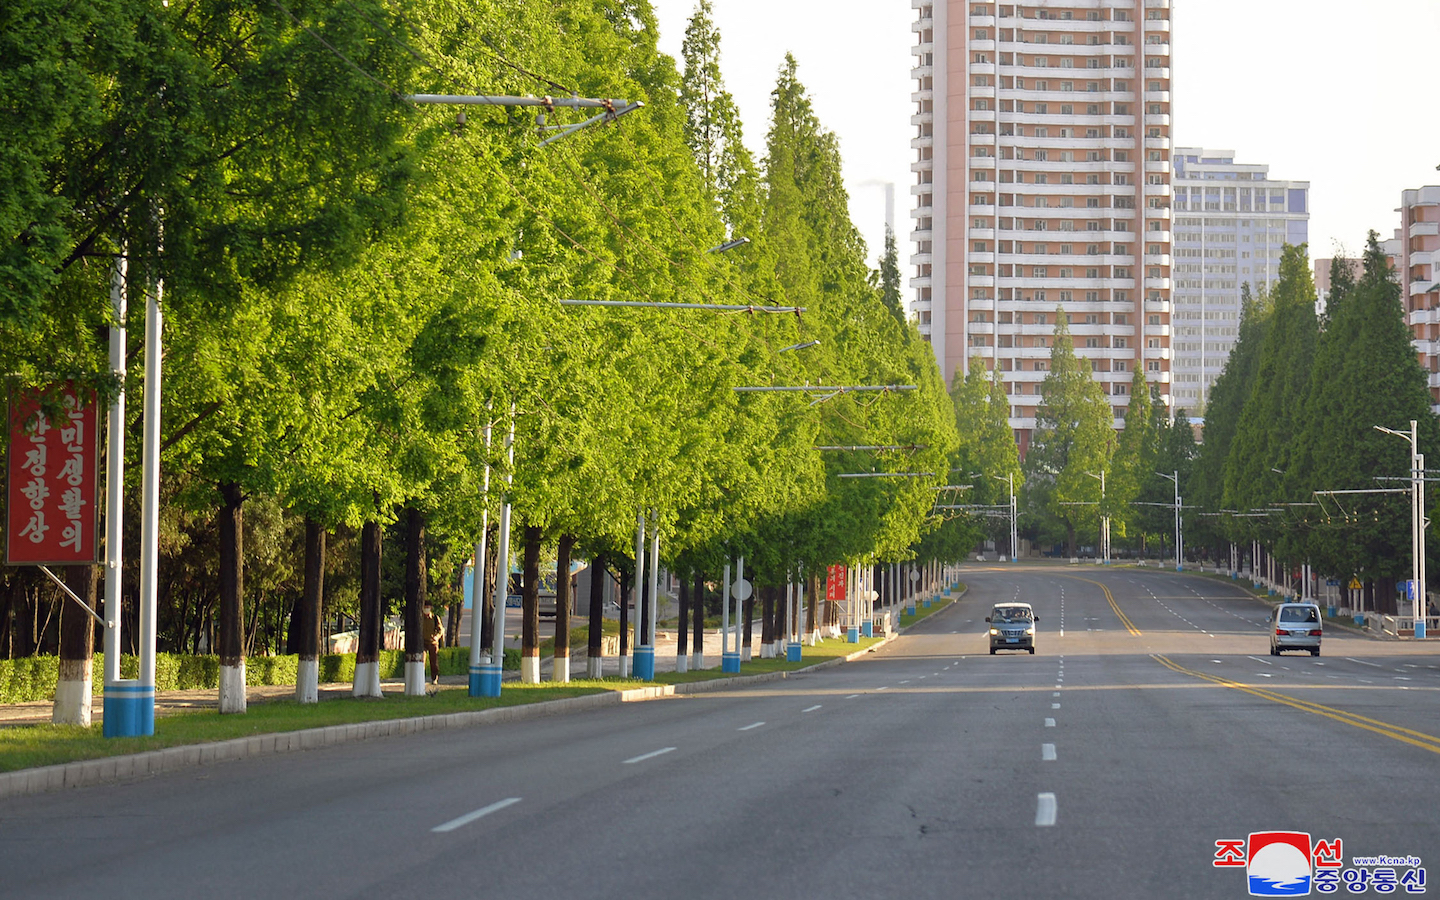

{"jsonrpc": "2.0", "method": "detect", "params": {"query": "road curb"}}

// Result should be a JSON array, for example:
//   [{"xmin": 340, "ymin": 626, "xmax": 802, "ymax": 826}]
[
  {"xmin": 0, "ymin": 691, "xmax": 628, "ymax": 802},
  {"xmin": 0, "ymin": 632, "xmax": 930, "ymax": 801},
  {"xmin": 1, "ymin": 594, "xmax": 979, "ymax": 802}
]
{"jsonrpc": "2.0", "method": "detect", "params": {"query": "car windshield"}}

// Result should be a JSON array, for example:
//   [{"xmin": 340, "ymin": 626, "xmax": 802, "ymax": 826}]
[
  {"xmin": 1280, "ymin": 607, "xmax": 1319, "ymax": 623},
  {"xmin": 993, "ymin": 607, "xmax": 1032, "ymax": 623}
]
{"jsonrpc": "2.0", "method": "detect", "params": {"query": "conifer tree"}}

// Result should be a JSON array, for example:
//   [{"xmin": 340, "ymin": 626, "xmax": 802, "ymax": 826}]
[
  {"xmin": 1024, "ymin": 310, "xmax": 1114, "ymax": 555},
  {"xmin": 1189, "ymin": 282, "xmax": 1270, "ymax": 553},
  {"xmin": 1224, "ymin": 245, "xmax": 1319, "ymax": 548}
]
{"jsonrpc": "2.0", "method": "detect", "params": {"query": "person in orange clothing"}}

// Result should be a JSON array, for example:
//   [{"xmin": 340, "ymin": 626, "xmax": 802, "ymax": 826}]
[{"xmin": 422, "ymin": 602, "xmax": 444, "ymax": 685}]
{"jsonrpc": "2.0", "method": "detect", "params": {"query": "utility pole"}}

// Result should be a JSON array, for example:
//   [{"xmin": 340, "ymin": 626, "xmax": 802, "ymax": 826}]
[
  {"xmin": 1376, "ymin": 421, "xmax": 1427, "ymax": 639},
  {"xmin": 1157, "ymin": 470, "xmax": 1182, "ymax": 571}
]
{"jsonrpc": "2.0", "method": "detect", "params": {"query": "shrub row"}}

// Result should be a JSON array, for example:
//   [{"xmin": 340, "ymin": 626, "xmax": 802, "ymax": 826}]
[{"xmin": 0, "ymin": 647, "xmax": 521, "ymax": 704}]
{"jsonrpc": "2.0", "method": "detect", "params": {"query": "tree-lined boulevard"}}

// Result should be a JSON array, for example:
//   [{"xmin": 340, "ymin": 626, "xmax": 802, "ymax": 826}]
[{"xmin": 4, "ymin": 564, "xmax": 1438, "ymax": 900}]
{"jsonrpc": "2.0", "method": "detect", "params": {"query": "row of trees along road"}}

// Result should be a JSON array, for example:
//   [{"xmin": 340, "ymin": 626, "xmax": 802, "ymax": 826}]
[
  {"xmin": 1, "ymin": 0, "xmax": 984, "ymax": 717},
  {"xmin": 1008, "ymin": 234, "xmax": 1438, "ymax": 615}
]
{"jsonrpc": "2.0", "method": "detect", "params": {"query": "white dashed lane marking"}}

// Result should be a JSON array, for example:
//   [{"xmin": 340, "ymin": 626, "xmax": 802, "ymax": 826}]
[
  {"xmin": 1036, "ymin": 793, "xmax": 1057, "ymax": 827},
  {"xmin": 432, "ymin": 797, "xmax": 522, "ymax": 833},
  {"xmin": 1042, "ymin": 743, "xmax": 1057, "ymax": 761}
]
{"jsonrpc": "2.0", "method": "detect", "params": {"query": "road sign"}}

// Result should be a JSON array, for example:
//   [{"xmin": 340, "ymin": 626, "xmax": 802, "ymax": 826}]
[
  {"xmin": 731, "ymin": 578, "xmax": 752, "ymax": 602},
  {"xmin": 6, "ymin": 383, "xmax": 99, "ymax": 565},
  {"xmin": 825, "ymin": 564, "xmax": 846, "ymax": 601},
  {"xmin": 1348, "ymin": 578, "xmax": 1362, "ymax": 591}
]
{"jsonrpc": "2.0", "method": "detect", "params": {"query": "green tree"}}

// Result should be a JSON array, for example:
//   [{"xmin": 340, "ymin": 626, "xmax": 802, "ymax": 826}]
[
  {"xmin": 1024, "ymin": 310, "xmax": 1114, "ymax": 555},
  {"xmin": 1224, "ymin": 245, "xmax": 1319, "ymax": 545},
  {"xmin": 878, "ymin": 227, "xmax": 905, "ymax": 322},
  {"xmin": 1289, "ymin": 233, "xmax": 1440, "ymax": 606},
  {"xmin": 1109, "ymin": 366, "xmax": 1155, "ymax": 544}
]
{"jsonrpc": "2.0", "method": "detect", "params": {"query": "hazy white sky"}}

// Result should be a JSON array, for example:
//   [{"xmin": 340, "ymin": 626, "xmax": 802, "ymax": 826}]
[{"xmin": 652, "ymin": 0, "xmax": 1440, "ymax": 268}]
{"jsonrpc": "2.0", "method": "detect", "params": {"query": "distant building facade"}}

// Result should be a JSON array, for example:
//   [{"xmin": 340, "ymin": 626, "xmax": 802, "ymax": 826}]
[
  {"xmin": 1398, "ymin": 186, "xmax": 1440, "ymax": 412},
  {"xmin": 910, "ymin": 0, "xmax": 1173, "ymax": 449},
  {"xmin": 1170, "ymin": 149, "xmax": 1308, "ymax": 413}
]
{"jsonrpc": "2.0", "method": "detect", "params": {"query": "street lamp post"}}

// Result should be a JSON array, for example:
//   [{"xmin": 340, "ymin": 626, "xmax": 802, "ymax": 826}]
[
  {"xmin": 991, "ymin": 473, "xmax": 1017, "ymax": 562},
  {"xmin": 1085, "ymin": 470, "xmax": 1109, "ymax": 566},
  {"xmin": 1156, "ymin": 470, "xmax": 1182, "ymax": 571},
  {"xmin": 1376, "ymin": 421, "xmax": 1427, "ymax": 639}
]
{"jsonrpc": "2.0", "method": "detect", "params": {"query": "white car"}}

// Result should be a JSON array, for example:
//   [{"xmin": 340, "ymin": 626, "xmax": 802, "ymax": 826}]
[{"xmin": 1269, "ymin": 602, "xmax": 1322, "ymax": 656}]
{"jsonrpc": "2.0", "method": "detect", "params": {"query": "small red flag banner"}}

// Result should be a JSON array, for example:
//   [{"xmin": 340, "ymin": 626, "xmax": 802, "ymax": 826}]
[{"xmin": 6, "ymin": 383, "xmax": 100, "ymax": 566}]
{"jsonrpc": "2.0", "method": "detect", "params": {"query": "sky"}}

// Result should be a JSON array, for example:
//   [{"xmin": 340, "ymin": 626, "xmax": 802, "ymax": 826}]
[{"xmin": 651, "ymin": 0, "xmax": 1440, "ymax": 269}]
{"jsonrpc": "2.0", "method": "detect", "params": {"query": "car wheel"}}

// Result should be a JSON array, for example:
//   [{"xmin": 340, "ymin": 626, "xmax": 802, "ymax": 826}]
[
  {"xmin": 989, "ymin": 647, "xmax": 997, "ymax": 655},
  {"xmin": 1311, "ymin": 648, "xmax": 1320, "ymax": 657},
  {"xmin": 1028, "ymin": 647, "xmax": 1035, "ymax": 654}
]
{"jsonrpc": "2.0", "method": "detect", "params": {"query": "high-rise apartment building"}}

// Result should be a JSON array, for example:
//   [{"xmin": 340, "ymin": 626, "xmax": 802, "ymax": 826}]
[
  {"xmin": 1398, "ymin": 186, "xmax": 1440, "ymax": 412},
  {"xmin": 910, "ymin": 0, "xmax": 1173, "ymax": 449},
  {"xmin": 1170, "ymin": 149, "xmax": 1309, "ymax": 413}
]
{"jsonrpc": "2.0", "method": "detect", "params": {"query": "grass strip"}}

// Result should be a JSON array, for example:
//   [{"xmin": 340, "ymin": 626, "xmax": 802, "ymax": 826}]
[
  {"xmin": 898, "ymin": 592, "xmax": 960, "ymax": 629},
  {"xmin": 654, "ymin": 634, "xmax": 887, "ymax": 685},
  {"xmin": 3, "ymin": 624, "xmax": 912, "ymax": 773},
  {"xmin": 0, "ymin": 682, "xmax": 614, "ymax": 773}
]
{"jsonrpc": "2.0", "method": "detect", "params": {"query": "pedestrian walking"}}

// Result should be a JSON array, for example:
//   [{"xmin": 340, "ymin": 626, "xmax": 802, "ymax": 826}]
[{"xmin": 423, "ymin": 602, "xmax": 444, "ymax": 685}]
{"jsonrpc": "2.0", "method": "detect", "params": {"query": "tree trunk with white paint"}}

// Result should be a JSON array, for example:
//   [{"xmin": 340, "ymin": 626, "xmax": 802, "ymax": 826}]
[
  {"xmin": 758, "ymin": 584, "xmax": 772, "ymax": 658},
  {"xmin": 553, "ymin": 534, "xmax": 573, "ymax": 683},
  {"xmin": 353, "ymin": 519, "xmax": 383, "ymax": 698},
  {"xmin": 296, "ymin": 519, "xmax": 325, "ymax": 704},
  {"xmin": 52, "ymin": 564, "xmax": 96, "ymax": 726},
  {"xmin": 587, "ymin": 554, "xmax": 607, "ymax": 679},
  {"xmin": 742, "ymin": 593, "xmax": 754, "ymax": 661},
  {"xmin": 675, "ymin": 569, "xmax": 689, "ymax": 673},
  {"xmin": 691, "ymin": 570, "xmax": 704, "ymax": 669},
  {"xmin": 806, "ymin": 571, "xmax": 821, "ymax": 645},
  {"xmin": 403, "ymin": 505, "xmax": 427, "ymax": 696},
  {"xmin": 520, "ymin": 525, "xmax": 541, "ymax": 683},
  {"xmin": 618, "ymin": 569, "xmax": 631, "ymax": 678},
  {"xmin": 217, "ymin": 482, "xmax": 247, "ymax": 714}
]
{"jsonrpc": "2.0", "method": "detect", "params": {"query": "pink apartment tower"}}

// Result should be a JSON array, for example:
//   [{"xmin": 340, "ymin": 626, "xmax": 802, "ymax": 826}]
[{"xmin": 910, "ymin": 0, "xmax": 1173, "ymax": 450}]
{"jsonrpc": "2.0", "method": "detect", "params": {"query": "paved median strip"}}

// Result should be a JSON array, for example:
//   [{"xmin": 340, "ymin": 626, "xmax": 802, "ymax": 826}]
[{"xmin": 432, "ymin": 797, "xmax": 522, "ymax": 833}]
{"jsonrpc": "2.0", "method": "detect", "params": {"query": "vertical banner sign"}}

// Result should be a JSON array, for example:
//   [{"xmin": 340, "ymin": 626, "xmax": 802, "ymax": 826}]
[
  {"xmin": 6, "ymin": 383, "xmax": 100, "ymax": 565},
  {"xmin": 826, "ymin": 564, "xmax": 847, "ymax": 602}
]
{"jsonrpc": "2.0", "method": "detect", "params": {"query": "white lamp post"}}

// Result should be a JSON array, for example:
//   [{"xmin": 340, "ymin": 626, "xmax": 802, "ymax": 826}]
[
  {"xmin": 1085, "ymin": 470, "xmax": 1109, "ymax": 566},
  {"xmin": 1156, "ymin": 470, "xmax": 1182, "ymax": 571},
  {"xmin": 1376, "ymin": 421, "xmax": 1427, "ymax": 639}
]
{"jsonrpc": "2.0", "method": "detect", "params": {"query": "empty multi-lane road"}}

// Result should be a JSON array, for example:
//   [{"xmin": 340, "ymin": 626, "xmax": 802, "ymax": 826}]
[{"xmin": 4, "ymin": 565, "xmax": 1437, "ymax": 899}]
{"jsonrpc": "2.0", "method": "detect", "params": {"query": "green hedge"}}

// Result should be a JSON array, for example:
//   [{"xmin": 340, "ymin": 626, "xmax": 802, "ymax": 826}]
[{"xmin": 0, "ymin": 646, "xmax": 521, "ymax": 704}]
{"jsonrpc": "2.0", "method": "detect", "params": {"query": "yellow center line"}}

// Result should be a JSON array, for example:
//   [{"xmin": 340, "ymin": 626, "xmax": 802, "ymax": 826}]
[
  {"xmin": 1153, "ymin": 654, "xmax": 1440, "ymax": 756},
  {"xmin": 1065, "ymin": 575, "xmax": 1141, "ymax": 636}
]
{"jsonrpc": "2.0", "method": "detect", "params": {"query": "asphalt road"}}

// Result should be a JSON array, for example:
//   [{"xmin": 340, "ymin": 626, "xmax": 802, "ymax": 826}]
[{"xmin": 4, "ymin": 564, "xmax": 1438, "ymax": 899}]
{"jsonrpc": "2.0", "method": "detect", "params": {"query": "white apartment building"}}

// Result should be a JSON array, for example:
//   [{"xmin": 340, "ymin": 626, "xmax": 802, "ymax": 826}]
[
  {"xmin": 1170, "ymin": 149, "xmax": 1309, "ymax": 413},
  {"xmin": 910, "ymin": 0, "xmax": 1173, "ymax": 450}
]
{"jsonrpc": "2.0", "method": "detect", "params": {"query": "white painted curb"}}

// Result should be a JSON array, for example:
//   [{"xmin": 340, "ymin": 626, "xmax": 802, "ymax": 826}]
[{"xmin": 0, "ymin": 587, "xmax": 970, "ymax": 802}]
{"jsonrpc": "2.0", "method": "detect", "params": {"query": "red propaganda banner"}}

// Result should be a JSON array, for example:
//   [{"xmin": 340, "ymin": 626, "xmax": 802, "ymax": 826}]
[
  {"xmin": 6, "ymin": 384, "xmax": 99, "ymax": 565},
  {"xmin": 825, "ymin": 564, "xmax": 847, "ymax": 602}
]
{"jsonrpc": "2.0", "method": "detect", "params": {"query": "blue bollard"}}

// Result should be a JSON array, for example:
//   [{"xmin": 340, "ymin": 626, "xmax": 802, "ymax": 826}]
[
  {"xmin": 103, "ymin": 682, "xmax": 153, "ymax": 738},
  {"xmin": 633, "ymin": 646, "xmax": 655, "ymax": 681},
  {"xmin": 846, "ymin": 626, "xmax": 859, "ymax": 643},
  {"xmin": 477, "ymin": 663, "xmax": 502, "ymax": 697},
  {"xmin": 786, "ymin": 643, "xmax": 802, "ymax": 662},
  {"xmin": 722, "ymin": 651, "xmax": 741, "ymax": 673},
  {"xmin": 906, "ymin": 605, "xmax": 916, "ymax": 617},
  {"xmin": 1417, "ymin": 620, "xmax": 1427, "ymax": 640},
  {"xmin": 861, "ymin": 621, "xmax": 874, "ymax": 638}
]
